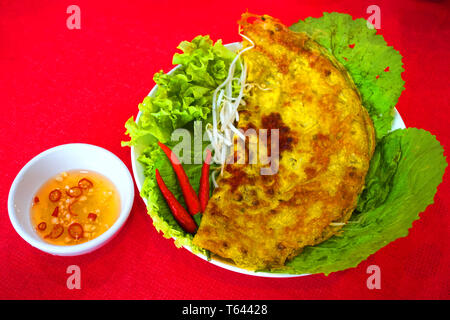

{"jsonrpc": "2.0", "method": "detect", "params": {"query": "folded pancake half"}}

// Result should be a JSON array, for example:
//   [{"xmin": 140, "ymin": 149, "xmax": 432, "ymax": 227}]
[{"xmin": 193, "ymin": 14, "xmax": 375, "ymax": 270}]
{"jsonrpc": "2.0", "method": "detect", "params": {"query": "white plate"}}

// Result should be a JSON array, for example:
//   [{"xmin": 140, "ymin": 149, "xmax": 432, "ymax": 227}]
[{"xmin": 130, "ymin": 43, "xmax": 406, "ymax": 277}]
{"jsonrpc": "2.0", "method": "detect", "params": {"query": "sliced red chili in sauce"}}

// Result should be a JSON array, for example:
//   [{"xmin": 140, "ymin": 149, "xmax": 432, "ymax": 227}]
[
  {"xmin": 45, "ymin": 224, "xmax": 64, "ymax": 239},
  {"xmin": 34, "ymin": 196, "xmax": 40, "ymax": 204},
  {"xmin": 68, "ymin": 223, "xmax": 84, "ymax": 240},
  {"xmin": 49, "ymin": 189, "xmax": 62, "ymax": 202},
  {"xmin": 68, "ymin": 201, "xmax": 78, "ymax": 216},
  {"xmin": 87, "ymin": 213, "xmax": 97, "ymax": 221},
  {"xmin": 37, "ymin": 222, "xmax": 47, "ymax": 231},
  {"xmin": 51, "ymin": 206, "xmax": 59, "ymax": 217},
  {"xmin": 78, "ymin": 178, "xmax": 93, "ymax": 189},
  {"xmin": 66, "ymin": 186, "xmax": 82, "ymax": 198}
]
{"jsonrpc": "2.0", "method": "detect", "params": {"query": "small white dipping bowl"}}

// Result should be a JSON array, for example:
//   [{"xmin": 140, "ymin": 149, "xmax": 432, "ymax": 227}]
[{"xmin": 8, "ymin": 143, "xmax": 134, "ymax": 256}]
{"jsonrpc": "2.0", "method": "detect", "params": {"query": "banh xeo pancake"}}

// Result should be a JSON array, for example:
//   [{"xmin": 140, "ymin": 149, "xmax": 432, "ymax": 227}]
[{"xmin": 193, "ymin": 14, "xmax": 376, "ymax": 270}]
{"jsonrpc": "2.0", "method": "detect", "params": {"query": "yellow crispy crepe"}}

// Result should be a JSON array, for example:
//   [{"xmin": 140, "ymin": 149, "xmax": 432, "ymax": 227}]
[{"xmin": 193, "ymin": 14, "xmax": 375, "ymax": 270}]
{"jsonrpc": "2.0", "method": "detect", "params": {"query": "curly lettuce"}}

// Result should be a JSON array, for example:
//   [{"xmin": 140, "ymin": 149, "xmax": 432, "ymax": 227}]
[
  {"xmin": 123, "ymin": 35, "xmax": 239, "ymax": 145},
  {"xmin": 123, "ymin": 36, "xmax": 237, "ymax": 252}
]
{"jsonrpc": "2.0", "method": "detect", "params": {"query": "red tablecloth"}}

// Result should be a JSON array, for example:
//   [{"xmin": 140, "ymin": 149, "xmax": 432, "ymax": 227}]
[{"xmin": 1, "ymin": 0, "xmax": 449, "ymax": 300}]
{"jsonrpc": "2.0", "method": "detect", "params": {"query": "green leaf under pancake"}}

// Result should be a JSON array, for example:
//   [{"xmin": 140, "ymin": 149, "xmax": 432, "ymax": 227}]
[
  {"xmin": 138, "ymin": 140, "xmax": 209, "ymax": 254},
  {"xmin": 274, "ymin": 128, "xmax": 447, "ymax": 275},
  {"xmin": 290, "ymin": 12, "xmax": 405, "ymax": 140}
]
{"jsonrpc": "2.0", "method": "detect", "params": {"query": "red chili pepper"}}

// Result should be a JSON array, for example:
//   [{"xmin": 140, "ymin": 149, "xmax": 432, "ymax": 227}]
[
  {"xmin": 51, "ymin": 206, "xmax": 59, "ymax": 217},
  {"xmin": 68, "ymin": 223, "xmax": 84, "ymax": 240},
  {"xmin": 45, "ymin": 224, "xmax": 64, "ymax": 239},
  {"xmin": 199, "ymin": 149, "xmax": 212, "ymax": 212},
  {"xmin": 37, "ymin": 222, "xmax": 47, "ymax": 231},
  {"xmin": 87, "ymin": 213, "xmax": 97, "ymax": 221},
  {"xmin": 158, "ymin": 142, "xmax": 201, "ymax": 216},
  {"xmin": 155, "ymin": 169, "xmax": 197, "ymax": 234},
  {"xmin": 78, "ymin": 178, "xmax": 93, "ymax": 189},
  {"xmin": 49, "ymin": 189, "xmax": 62, "ymax": 202},
  {"xmin": 68, "ymin": 200, "xmax": 78, "ymax": 216},
  {"xmin": 66, "ymin": 186, "xmax": 82, "ymax": 198}
]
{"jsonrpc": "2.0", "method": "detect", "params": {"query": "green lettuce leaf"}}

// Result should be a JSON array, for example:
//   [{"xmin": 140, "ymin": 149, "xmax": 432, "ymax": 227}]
[
  {"xmin": 290, "ymin": 12, "xmax": 405, "ymax": 140},
  {"xmin": 137, "ymin": 120, "xmax": 216, "ymax": 253},
  {"xmin": 138, "ymin": 141, "xmax": 207, "ymax": 253},
  {"xmin": 122, "ymin": 35, "xmax": 237, "ymax": 251},
  {"xmin": 272, "ymin": 128, "xmax": 447, "ymax": 275},
  {"xmin": 356, "ymin": 130, "xmax": 402, "ymax": 212},
  {"xmin": 123, "ymin": 35, "xmax": 238, "ymax": 146}
]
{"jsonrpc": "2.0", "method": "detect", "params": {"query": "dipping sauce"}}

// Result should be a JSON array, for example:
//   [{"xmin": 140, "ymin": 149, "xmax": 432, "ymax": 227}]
[{"xmin": 31, "ymin": 170, "xmax": 120, "ymax": 245}]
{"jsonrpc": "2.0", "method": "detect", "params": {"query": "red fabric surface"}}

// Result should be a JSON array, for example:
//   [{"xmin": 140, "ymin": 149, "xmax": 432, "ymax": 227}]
[{"xmin": 1, "ymin": 0, "xmax": 449, "ymax": 300}]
